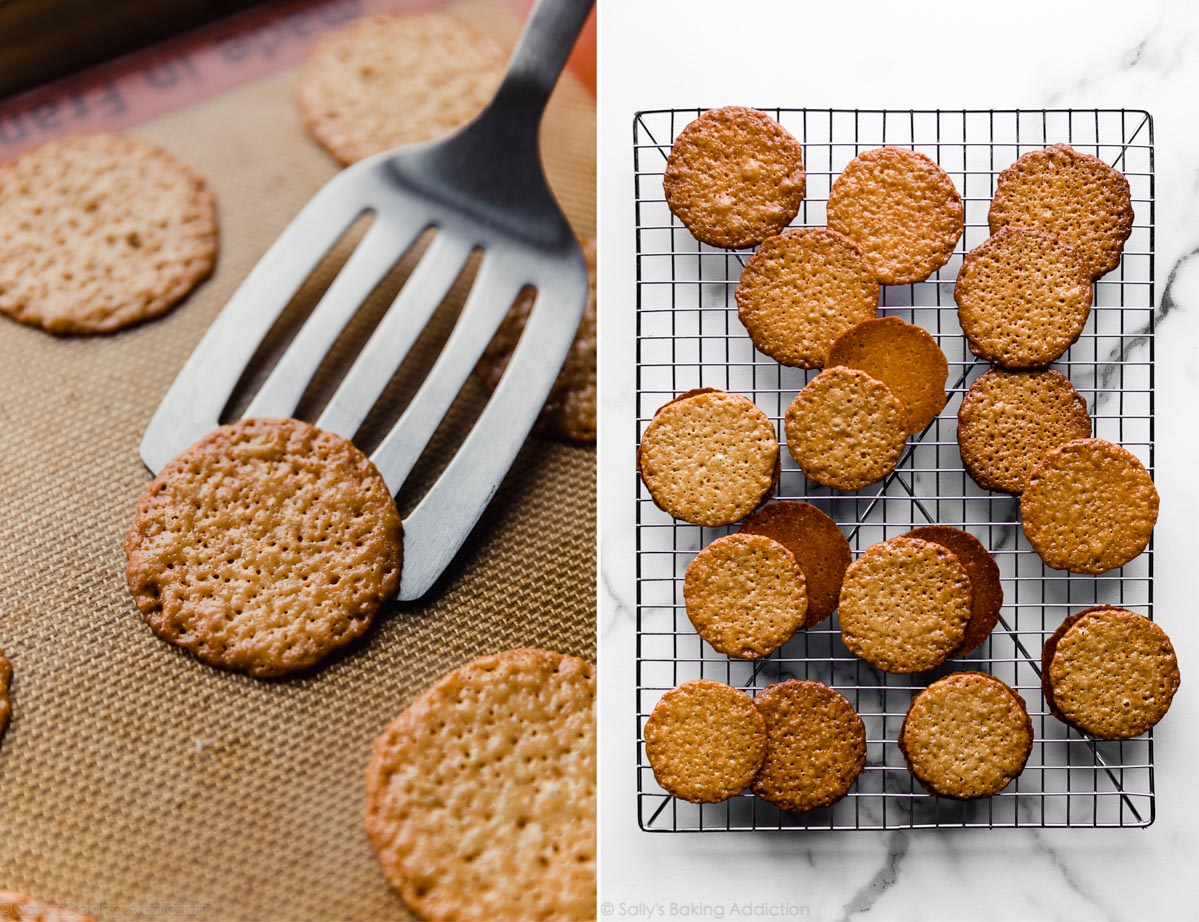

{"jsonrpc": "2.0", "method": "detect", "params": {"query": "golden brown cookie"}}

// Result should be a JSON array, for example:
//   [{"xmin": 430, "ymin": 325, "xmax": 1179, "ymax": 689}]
[
  {"xmin": 683, "ymin": 533, "xmax": 809, "ymax": 659},
  {"xmin": 476, "ymin": 237, "xmax": 596, "ymax": 442},
  {"xmin": 837, "ymin": 536, "xmax": 972, "ymax": 673},
  {"xmin": 125, "ymin": 418, "xmax": 403, "ymax": 678},
  {"xmin": 638, "ymin": 389, "xmax": 779, "ymax": 526},
  {"xmin": 825, "ymin": 147, "xmax": 963, "ymax": 285},
  {"xmin": 904, "ymin": 526, "xmax": 1002, "ymax": 656},
  {"xmin": 1043, "ymin": 607, "xmax": 1179, "ymax": 740},
  {"xmin": 1020, "ymin": 438, "xmax": 1158, "ymax": 574},
  {"xmin": 0, "ymin": 133, "xmax": 217, "ymax": 334},
  {"xmin": 957, "ymin": 368, "xmax": 1092, "ymax": 494},
  {"xmin": 0, "ymin": 892, "xmax": 95, "ymax": 922},
  {"xmin": 898, "ymin": 672, "xmax": 1033, "ymax": 799},
  {"xmin": 826, "ymin": 317, "xmax": 948, "ymax": 433},
  {"xmin": 365, "ymin": 649, "xmax": 595, "ymax": 921},
  {"xmin": 644, "ymin": 680, "xmax": 767, "ymax": 804},
  {"xmin": 989, "ymin": 144, "xmax": 1134, "ymax": 280},
  {"xmin": 0, "ymin": 647, "xmax": 10, "ymax": 743},
  {"xmin": 751, "ymin": 680, "xmax": 866, "ymax": 812},
  {"xmin": 663, "ymin": 106, "xmax": 806, "ymax": 249},
  {"xmin": 738, "ymin": 502, "xmax": 851, "ymax": 627},
  {"xmin": 784, "ymin": 367, "xmax": 907, "ymax": 491},
  {"xmin": 734, "ymin": 228, "xmax": 879, "ymax": 368},
  {"xmin": 297, "ymin": 13, "xmax": 506, "ymax": 165},
  {"xmin": 955, "ymin": 226, "xmax": 1093, "ymax": 369}
]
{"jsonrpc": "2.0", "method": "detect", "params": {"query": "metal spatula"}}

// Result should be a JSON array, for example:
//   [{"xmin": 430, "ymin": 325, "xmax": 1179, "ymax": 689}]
[{"xmin": 140, "ymin": 0, "xmax": 594, "ymax": 601}]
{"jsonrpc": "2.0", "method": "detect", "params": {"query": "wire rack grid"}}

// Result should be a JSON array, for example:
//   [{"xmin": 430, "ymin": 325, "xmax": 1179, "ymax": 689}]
[{"xmin": 633, "ymin": 108, "xmax": 1155, "ymax": 832}]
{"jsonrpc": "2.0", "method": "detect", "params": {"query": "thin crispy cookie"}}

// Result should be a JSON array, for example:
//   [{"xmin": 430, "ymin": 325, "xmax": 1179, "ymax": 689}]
[
  {"xmin": 0, "ymin": 892, "xmax": 96, "ymax": 922},
  {"xmin": 784, "ymin": 367, "xmax": 907, "ymax": 491},
  {"xmin": 476, "ymin": 237, "xmax": 597, "ymax": 442},
  {"xmin": 125, "ymin": 418, "xmax": 403, "ymax": 678},
  {"xmin": 297, "ymin": 13, "xmax": 506, "ymax": 164},
  {"xmin": 1043, "ymin": 607, "xmax": 1179, "ymax": 740},
  {"xmin": 955, "ymin": 226, "xmax": 1093, "ymax": 368},
  {"xmin": 638, "ymin": 389, "xmax": 779, "ymax": 526},
  {"xmin": 0, "ymin": 133, "xmax": 217, "ymax": 334},
  {"xmin": 734, "ymin": 228, "xmax": 879, "ymax": 368},
  {"xmin": 838, "ymin": 536, "xmax": 972, "ymax": 673},
  {"xmin": 957, "ymin": 368, "xmax": 1092, "ymax": 494},
  {"xmin": 644, "ymin": 680, "xmax": 767, "ymax": 804},
  {"xmin": 663, "ymin": 106, "xmax": 806, "ymax": 249},
  {"xmin": 905, "ymin": 526, "xmax": 1002, "ymax": 656},
  {"xmin": 989, "ymin": 143, "xmax": 1134, "ymax": 280},
  {"xmin": 683, "ymin": 533, "xmax": 808, "ymax": 659},
  {"xmin": 739, "ymin": 502, "xmax": 851, "ymax": 627},
  {"xmin": 1020, "ymin": 438, "xmax": 1158, "ymax": 574},
  {"xmin": 0, "ymin": 647, "xmax": 10, "ymax": 743},
  {"xmin": 751, "ymin": 680, "xmax": 866, "ymax": 812},
  {"xmin": 826, "ymin": 147, "xmax": 963, "ymax": 285},
  {"xmin": 899, "ymin": 672, "xmax": 1032, "ymax": 799},
  {"xmin": 365, "ymin": 649, "xmax": 596, "ymax": 921},
  {"xmin": 827, "ymin": 317, "xmax": 948, "ymax": 433}
]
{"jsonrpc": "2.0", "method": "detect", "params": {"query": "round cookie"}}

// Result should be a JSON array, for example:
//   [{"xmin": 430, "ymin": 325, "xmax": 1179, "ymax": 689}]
[
  {"xmin": 476, "ymin": 237, "xmax": 596, "ymax": 442},
  {"xmin": 957, "ymin": 368, "xmax": 1092, "ymax": 494},
  {"xmin": 738, "ymin": 502, "xmax": 851, "ymax": 627},
  {"xmin": 1020, "ymin": 438, "xmax": 1158, "ymax": 574},
  {"xmin": 365, "ymin": 649, "xmax": 595, "ymax": 921},
  {"xmin": 826, "ymin": 146, "xmax": 964, "ymax": 285},
  {"xmin": 124, "ymin": 417, "xmax": 403, "ymax": 678},
  {"xmin": 0, "ymin": 892, "xmax": 96, "ymax": 922},
  {"xmin": 1043, "ymin": 607, "xmax": 1179, "ymax": 740},
  {"xmin": 0, "ymin": 646, "xmax": 10, "ymax": 743},
  {"xmin": 683, "ymin": 533, "xmax": 809, "ymax": 659},
  {"xmin": 837, "ymin": 536, "xmax": 972, "ymax": 673},
  {"xmin": 0, "ymin": 133, "xmax": 217, "ymax": 334},
  {"xmin": 297, "ymin": 13, "xmax": 506, "ymax": 165},
  {"xmin": 643, "ymin": 680, "xmax": 767, "ymax": 804},
  {"xmin": 751, "ymin": 680, "xmax": 866, "ymax": 812},
  {"xmin": 898, "ymin": 672, "xmax": 1033, "ymax": 799},
  {"xmin": 989, "ymin": 143, "xmax": 1134, "ymax": 280},
  {"xmin": 734, "ymin": 228, "xmax": 879, "ymax": 368},
  {"xmin": 955, "ymin": 226, "xmax": 1093, "ymax": 369},
  {"xmin": 663, "ymin": 106, "xmax": 806, "ymax": 249},
  {"xmin": 904, "ymin": 526, "xmax": 1002, "ymax": 656},
  {"xmin": 638, "ymin": 389, "xmax": 779, "ymax": 526},
  {"xmin": 826, "ymin": 317, "xmax": 948, "ymax": 433},
  {"xmin": 784, "ymin": 367, "xmax": 907, "ymax": 491}
]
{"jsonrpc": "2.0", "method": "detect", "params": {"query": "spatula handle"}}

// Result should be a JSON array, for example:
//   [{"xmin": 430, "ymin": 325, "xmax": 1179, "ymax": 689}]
[{"xmin": 492, "ymin": 0, "xmax": 594, "ymax": 121}]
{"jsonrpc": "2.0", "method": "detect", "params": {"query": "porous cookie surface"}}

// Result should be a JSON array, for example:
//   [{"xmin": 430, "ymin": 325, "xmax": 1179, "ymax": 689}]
[
  {"xmin": 1043, "ymin": 607, "xmax": 1179, "ymax": 740},
  {"xmin": 827, "ymin": 317, "xmax": 948, "ymax": 433},
  {"xmin": 0, "ymin": 892, "xmax": 95, "ymax": 922},
  {"xmin": 0, "ymin": 648, "xmax": 9, "ymax": 743},
  {"xmin": 784, "ymin": 367, "xmax": 907, "ymax": 491},
  {"xmin": 905, "ymin": 526, "xmax": 1002, "ymax": 656},
  {"xmin": 365, "ymin": 649, "xmax": 596, "ymax": 921},
  {"xmin": 683, "ymin": 533, "xmax": 808, "ymax": 659},
  {"xmin": 638, "ymin": 389, "xmax": 779, "ymax": 526},
  {"xmin": 957, "ymin": 368, "xmax": 1092, "ymax": 493},
  {"xmin": 297, "ymin": 13, "xmax": 506, "ymax": 164},
  {"xmin": 734, "ymin": 228, "xmax": 879, "ymax": 368},
  {"xmin": 1020, "ymin": 438, "xmax": 1158, "ymax": 574},
  {"xmin": 825, "ymin": 146, "xmax": 963, "ymax": 285},
  {"xmin": 476, "ymin": 237, "xmax": 597, "ymax": 442},
  {"xmin": 739, "ymin": 502, "xmax": 851, "ymax": 627},
  {"xmin": 644, "ymin": 680, "xmax": 767, "ymax": 804},
  {"xmin": 838, "ymin": 536, "xmax": 972, "ymax": 673},
  {"xmin": 989, "ymin": 143, "xmax": 1134, "ymax": 280},
  {"xmin": 899, "ymin": 672, "xmax": 1032, "ymax": 799},
  {"xmin": 0, "ymin": 133, "xmax": 217, "ymax": 334},
  {"xmin": 124, "ymin": 418, "xmax": 403, "ymax": 678},
  {"xmin": 751, "ymin": 680, "xmax": 866, "ymax": 812},
  {"xmin": 663, "ymin": 106, "xmax": 806, "ymax": 249},
  {"xmin": 955, "ymin": 226, "xmax": 1093, "ymax": 369}
]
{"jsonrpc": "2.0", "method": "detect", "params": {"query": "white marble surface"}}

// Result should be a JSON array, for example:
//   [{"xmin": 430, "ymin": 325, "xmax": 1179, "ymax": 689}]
[{"xmin": 597, "ymin": 1, "xmax": 1199, "ymax": 919}]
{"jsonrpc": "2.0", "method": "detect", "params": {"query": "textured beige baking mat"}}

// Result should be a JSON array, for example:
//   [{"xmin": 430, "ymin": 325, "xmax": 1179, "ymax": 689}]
[{"xmin": 0, "ymin": 2, "xmax": 596, "ymax": 919}]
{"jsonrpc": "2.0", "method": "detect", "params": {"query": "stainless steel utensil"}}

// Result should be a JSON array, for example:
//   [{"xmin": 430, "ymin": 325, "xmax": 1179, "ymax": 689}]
[{"xmin": 140, "ymin": 0, "xmax": 594, "ymax": 600}]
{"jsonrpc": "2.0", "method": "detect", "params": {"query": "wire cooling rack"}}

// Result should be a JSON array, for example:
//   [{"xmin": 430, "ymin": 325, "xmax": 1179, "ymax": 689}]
[{"xmin": 633, "ymin": 108, "xmax": 1155, "ymax": 831}]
